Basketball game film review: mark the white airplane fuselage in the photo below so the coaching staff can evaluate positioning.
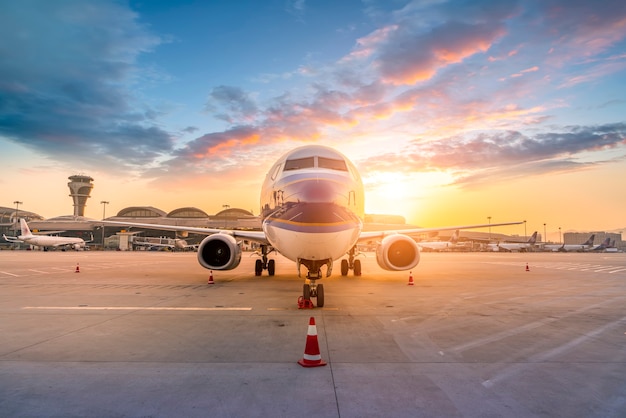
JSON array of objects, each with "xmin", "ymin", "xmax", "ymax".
[
  {"xmin": 259, "ymin": 146, "xmax": 364, "ymax": 273},
  {"xmin": 17, "ymin": 234, "xmax": 86, "ymax": 249}
]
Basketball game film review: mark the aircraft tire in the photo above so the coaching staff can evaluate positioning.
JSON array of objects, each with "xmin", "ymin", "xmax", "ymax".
[
  {"xmin": 268, "ymin": 259, "xmax": 275, "ymax": 276},
  {"xmin": 303, "ymin": 284, "xmax": 311, "ymax": 301},
  {"xmin": 254, "ymin": 259, "xmax": 263, "ymax": 276},
  {"xmin": 354, "ymin": 259, "xmax": 362, "ymax": 276},
  {"xmin": 341, "ymin": 259, "xmax": 349, "ymax": 276},
  {"xmin": 316, "ymin": 284, "xmax": 324, "ymax": 307}
]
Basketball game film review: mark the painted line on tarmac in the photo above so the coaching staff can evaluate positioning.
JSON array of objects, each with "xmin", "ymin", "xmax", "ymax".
[
  {"xmin": 22, "ymin": 306, "xmax": 252, "ymax": 311},
  {"xmin": 0, "ymin": 271, "xmax": 20, "ymax": 277}
]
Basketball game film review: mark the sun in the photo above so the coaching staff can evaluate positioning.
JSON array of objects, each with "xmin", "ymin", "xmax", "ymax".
[{"xmin": 363, "ymin": 170, "xmax": 454, "ymax": 221}]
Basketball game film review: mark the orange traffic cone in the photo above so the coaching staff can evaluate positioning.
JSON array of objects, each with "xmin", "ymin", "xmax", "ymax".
[
  {"xmin": 208, "ymin": 271, "xmax": 214, "ymax": 284},
  {"xmin": 75, "ymin": 263, "xmax": 80, "ymax": 273},
  {"xmin": 407, "ymin": 271, "xmax": 414, "ymax": 285},
  {"xmin": 525, "ymin": 263, "xmax": 529, "ymax": 272},
  {"xmin": 298, "ymin": 317, "xmax": 327, "ymax": 367}
]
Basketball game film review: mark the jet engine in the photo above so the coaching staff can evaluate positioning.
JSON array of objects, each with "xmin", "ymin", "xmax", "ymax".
[
  {"xmin": 376, "ymin": 234, "xmax": 420, "ymax": 271},
  {"xmin": 197, "ymin": 233, "xmax": 242, "ymax": 270}
]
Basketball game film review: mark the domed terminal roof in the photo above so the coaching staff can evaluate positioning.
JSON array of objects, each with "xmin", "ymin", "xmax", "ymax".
[
  {"xmin": 214, "ymin": 208, "xmax": 255, "ymax": 218},
  {"xmin": 116, "ymin": 206, "xmax": 167, "ymax": 218},
  {"xmin": 167, "ymin": 207, "xmax": 209, "ymax": 218}
]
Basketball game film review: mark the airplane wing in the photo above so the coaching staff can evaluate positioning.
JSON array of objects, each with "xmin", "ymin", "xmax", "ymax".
[
  {"xmin": 358, "ymin": 221, "xmax": 523, "ymax": 241},
  {"xmin": 94, "ymin": 221, "xmax": 270, "ymax": 245}
]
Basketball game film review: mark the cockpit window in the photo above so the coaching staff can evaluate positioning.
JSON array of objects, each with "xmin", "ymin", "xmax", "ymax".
[
  {"xmin": 284, "ymin": 157, "xmax": 315, "ymax": 171},
  {"xmin": 318, "ymin": 157, "xmax": 347, "ymax": 171}
]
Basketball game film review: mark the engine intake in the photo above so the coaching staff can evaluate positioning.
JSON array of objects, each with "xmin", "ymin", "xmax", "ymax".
[
  {"xmin": 376, "ymin": 234, "xmax": 420, "ymax": 271},
  {"xmin": 197, "ymin": 234, "xmax": 242, "ymax": 270}
]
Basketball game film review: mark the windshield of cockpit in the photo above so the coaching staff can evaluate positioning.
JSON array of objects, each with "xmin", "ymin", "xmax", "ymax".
[{"xmin": 283, "ymin": 156, "xmax": 347, "ymax": 172}]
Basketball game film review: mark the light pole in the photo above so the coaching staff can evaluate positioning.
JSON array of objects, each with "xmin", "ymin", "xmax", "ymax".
[
  {"xmin": 559, "ymin": 227, "xmax": 562, "ymax": 244},
  {"xmin": 222, "ymin": 204, "xmax": 230, "ymax": 228},
  {"xmin": 100, "ymin": 201, "xmax": 109, "ymax": 248},
  {"xmin": 487, "ymin": 216, "xmax": 491, "ymax": 241},
  {"xmin": 543, "ymin": 223, "xmax": 547, "ymax": 244},
  {"xmin": 524, "ymin": 220, "xmax": 527, "ymax": 241},
  {"xmin": 13, "ymin": 201, "xmax": 22, "ymax": 235}
]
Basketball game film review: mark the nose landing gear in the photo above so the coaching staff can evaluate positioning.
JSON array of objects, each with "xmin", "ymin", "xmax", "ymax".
[
  {"xmin": 303, "ymin": 282, "xmax": 324, "ymax": 308},
  {"xmin": 299, "ymin": 259, "xmax": 331, "ymax": 308}
]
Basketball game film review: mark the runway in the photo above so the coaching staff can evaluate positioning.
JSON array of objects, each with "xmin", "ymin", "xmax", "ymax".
[{"xmin": 1, "ymin": 250, "xmax": 625, "ymax": 417}]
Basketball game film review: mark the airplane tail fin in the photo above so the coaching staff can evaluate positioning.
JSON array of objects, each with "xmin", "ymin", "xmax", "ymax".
[
  {"xmin": 19, "ymin": 218, "xmax": 33, "ymax": 237},
  {"xmin": 528, "ymin": 231, "xmax": 538, "ymax": 244},
  {"xmin": 583, "ymin": 234, "xmax": 595, "ymax": 246},
  {"xmin": 449, "ymin": 230, "xmax": 459, "ymax": 244}
]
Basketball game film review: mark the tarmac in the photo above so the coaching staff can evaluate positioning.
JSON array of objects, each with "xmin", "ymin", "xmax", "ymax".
[{"xmin": 1, "ymin": 250, "xmax": 625, "ymax": 417}]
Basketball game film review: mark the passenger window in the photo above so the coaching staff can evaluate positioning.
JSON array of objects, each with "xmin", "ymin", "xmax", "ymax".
[
  {"xmin": 284, "ymin": 157, "xmax": 315, "ymax": 171},
  {"xmin": 318, "ymin": 157, "xmax": 347, "ymax": 171}
]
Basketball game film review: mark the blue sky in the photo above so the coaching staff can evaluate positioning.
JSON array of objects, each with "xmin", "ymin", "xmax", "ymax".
[{"xmin": 1, "ymin": 0, "xmax": 625, "ymax": 237}]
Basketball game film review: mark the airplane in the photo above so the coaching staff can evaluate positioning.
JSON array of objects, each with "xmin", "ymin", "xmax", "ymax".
[
  {"xmin": 3, "ymin": 218, "xmax": 89, "ymax": 250},
  {"xmin": 588, "ymin": 237, "xmax": 611, "ymax": 252},
  {"xmin": 488, "ymin": 231, "xmax": 537, "ymax": 252},
  {"xmin": 131, "ymin": 236, "xmax": 198, "ymax": 251},
  {"xmin": 604, "ymin": 240, "xmax": 619, "ymax": 253},
  {"xmin": 418, "ymin": 230, "xmax": 463, "ymax": 251},
  {"xmin": 544, "ymin": 234, "xmax": 595, "ymax": 252},
  {"xmin": 99, "ymin": 145, "xmax": 522, "ymax": 307}
]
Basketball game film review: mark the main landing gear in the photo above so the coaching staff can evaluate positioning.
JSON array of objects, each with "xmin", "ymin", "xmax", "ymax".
[
  {"xmin": 254, "ymin": 245, "xmax": 276, "ymax": 276},
  {"xmin": 340, "ymin": 245, "xmax": 362, "ymax": 276}
]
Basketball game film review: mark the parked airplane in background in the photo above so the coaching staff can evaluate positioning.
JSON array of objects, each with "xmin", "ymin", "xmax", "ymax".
[
  {"xmin": 3, "ymin": 219, "xmax": 89, "ymax": 250},
  {"xmin": 489, "ymin": 231, "xmax": 538, "ymax": 252},
  {"xmin": 589, "ymin": 237, "xmax": 611, "ymax": 252},
  {"xmin": 100, "ymin": 145, "xmax": 521, "ymax": 306},
  {"xmin": 131, "ymin": 236, "xmax": 198, "ymax": 251},
  {"xmin": 605, "ymin": 240, "xmax": 619, "ymax": 253},
  {"xmin": 544, "ymin": 234, "xmax": 595, "ymax": 252},
  {"xmin": 418, "ymin": 230, "xmax": 463, "ymax": 251}
]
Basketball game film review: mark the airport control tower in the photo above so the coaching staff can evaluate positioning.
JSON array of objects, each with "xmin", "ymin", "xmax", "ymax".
[{"xmin": 67, "ymin": 174, "xmax": 94, "ymax": 217}]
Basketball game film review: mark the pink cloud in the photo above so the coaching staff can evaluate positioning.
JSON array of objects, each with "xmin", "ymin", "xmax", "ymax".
[{"xmin": 375, "ymin": 21, "xmax": 507, "ymax": 85}]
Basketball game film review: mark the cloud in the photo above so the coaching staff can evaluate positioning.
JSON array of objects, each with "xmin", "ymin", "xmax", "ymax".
[
  {"xmin": 375, "ymin": 21, "xmax": 507, "ymax": 85},
  {"xmin": 285, "ymin": 0, "xmax": 307, "ymax": 21},
  {"xmin": 205, "ymin": 86, "xmax": 259, "ymax": 123},
  {"xmin": 0, "ymin": 0, "xmax": 172, "ymax": 171},
  {"xmin": 359, "ymin": 123, "xmax": 626, "ymax": 185}
]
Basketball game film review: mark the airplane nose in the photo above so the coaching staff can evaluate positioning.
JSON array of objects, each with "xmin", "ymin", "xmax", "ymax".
[{"xmin": 297, "ymin": 179, "xmax": 341, "ymax": 203}]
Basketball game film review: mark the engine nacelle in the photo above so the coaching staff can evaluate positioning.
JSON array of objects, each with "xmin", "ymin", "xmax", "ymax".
[
  {"xmin": 197, "ymin": 234, "xmax": 242, "ymax": 270},
  {"xmin": 376, "ymin": 234, "xmax": 421, "ymax": 271}
]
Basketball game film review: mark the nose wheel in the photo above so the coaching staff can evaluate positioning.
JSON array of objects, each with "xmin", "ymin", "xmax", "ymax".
[{"xmin": 303, "ymin": 282, "xmax": 324, "ymax": 307}]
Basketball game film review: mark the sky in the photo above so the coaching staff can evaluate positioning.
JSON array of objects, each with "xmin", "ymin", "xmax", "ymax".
[{"xmin": 1, "ymin": 0, "xmax": 625, "ymax": 240}]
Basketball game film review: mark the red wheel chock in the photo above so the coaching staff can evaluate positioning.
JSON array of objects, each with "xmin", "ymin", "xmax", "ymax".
[{"xmin": 297, "ymin": 296, "xmax": 315, "ymax": 309}]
